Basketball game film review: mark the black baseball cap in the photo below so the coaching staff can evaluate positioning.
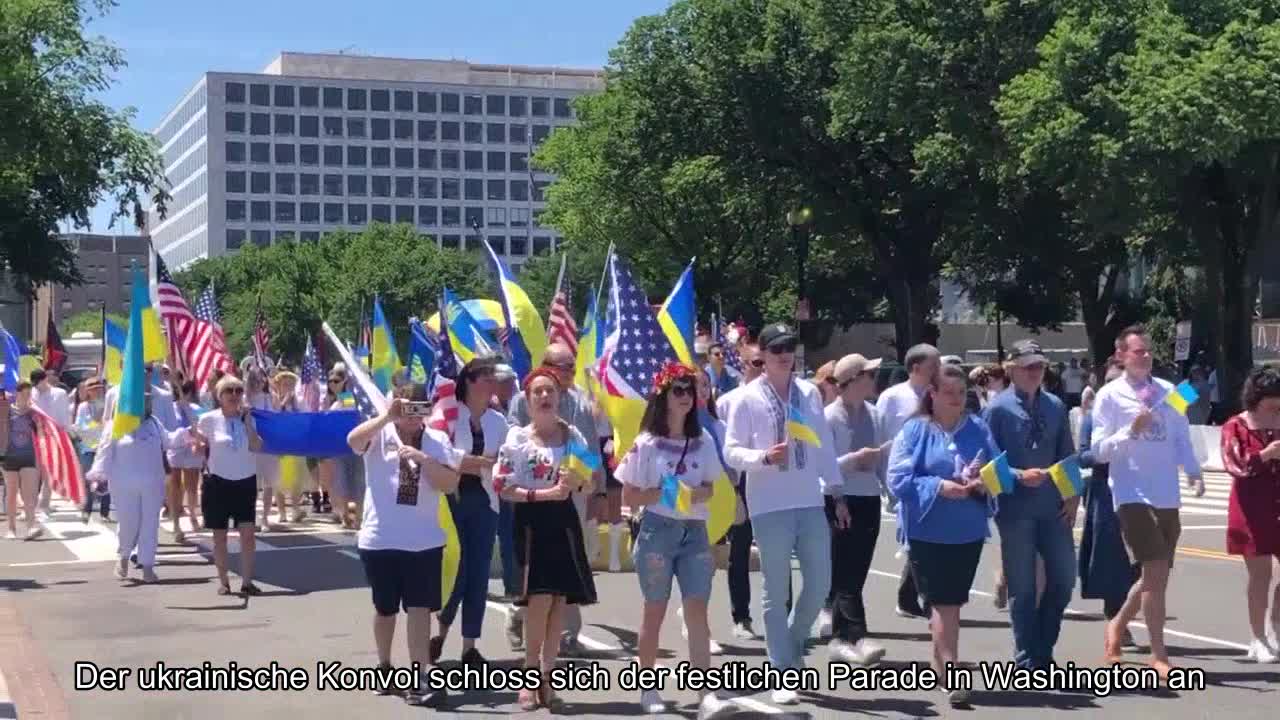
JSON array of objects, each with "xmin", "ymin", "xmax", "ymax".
[
  {"xmin": 1009, "ymin": 339, "xmax": 1048, "ymax": 367},
  {"xmin": 758, "ymin": 324, "xmax": 798, "ymax": 350}
]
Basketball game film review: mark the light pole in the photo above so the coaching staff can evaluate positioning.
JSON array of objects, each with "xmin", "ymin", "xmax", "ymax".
[{"xmin": 787, "ymin": 207, "xmax": 814, "ymax": 372}]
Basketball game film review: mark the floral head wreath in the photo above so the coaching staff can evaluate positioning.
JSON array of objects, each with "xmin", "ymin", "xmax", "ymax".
[{"xmin": 651, "ymin": 361, "xmax": 698, "ymax": 396}]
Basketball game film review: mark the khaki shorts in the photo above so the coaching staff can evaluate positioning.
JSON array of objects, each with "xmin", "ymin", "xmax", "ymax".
[{"xmin": 1116, "ymin": 504, "xmax": 1181, "ymax": 565}]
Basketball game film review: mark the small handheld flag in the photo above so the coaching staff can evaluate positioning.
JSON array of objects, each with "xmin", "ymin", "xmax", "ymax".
[
  {"xmin": 979, "ymin": 452, "xmax": 1016, "ymax": 495},
  {"xmin": 660, "ymin": 474, "xmax": 680, "ymax": 510},
  {"xmin": 675, "ymin": 481, "xmax": 694, "ymax": 516},
  {"xmin": 1048, "ymin": 455, "xmax": 1085, "ymax": 500},
  {"xmin": 1164, "ymin": 380, "xmax": 1199, "ymax": 415},
  {"xmin": 564, "ymin": 434, "xmax": 602, "ymax": 487},
  {"xmin": 786, "ymin": 405, "xmax": 822, "ymax": 447}
]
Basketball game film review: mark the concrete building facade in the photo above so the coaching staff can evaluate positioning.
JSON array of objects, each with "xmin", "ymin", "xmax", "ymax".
[
  {"xmin": 32, "ymin": 234, "xmax": 149, "ymax": 331},
  {"xmin": 148, "ymin": 52, "xmax": 604, "ymax": 272}
]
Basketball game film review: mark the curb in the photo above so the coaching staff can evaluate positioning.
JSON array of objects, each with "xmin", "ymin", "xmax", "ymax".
[{"xmin": 0, "ymin": 665, "xmax": 16, "ymax": 720}]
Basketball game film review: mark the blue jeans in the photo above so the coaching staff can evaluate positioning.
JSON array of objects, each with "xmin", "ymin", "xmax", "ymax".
[
  {"xmin": 79, "ymin": 450, "xmax": 109, "ymax": 517},
  {"xmin": 996, "ymin": 495, "xmax": 1077, "ymax": 668},
  {"xmin": 752, "ymin": 506, "xmax": 831, "ymax": 671},
  {"xmin": 632, "ymin": 512, "xmax": 714, "ymax": 603},
  {"xmin": 498, "ymin": 499, "xmax": 519, "ymax": 597},
  {"xmin": 439, "ymin": 485, "xmax": 498, "ymax": 639}
]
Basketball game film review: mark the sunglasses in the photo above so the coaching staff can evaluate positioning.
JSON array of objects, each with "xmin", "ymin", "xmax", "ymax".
[
  {"xmin": 224, "ymin": 388, "xmax": 245, "ymax": 396},
  {"xmin": 669, "ymin": 382, "xmax": 695, "ymax": 398},
  {"xmin": 328, "ymin": 377, "xmax": 345, "ymax": 384},
  {"xmin": 837, "ymin": 371, "xmax": 874, "ymax": 390}
]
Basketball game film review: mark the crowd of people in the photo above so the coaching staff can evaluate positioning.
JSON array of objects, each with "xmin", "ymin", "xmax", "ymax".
[{"xmin": 4, "ymin": 322, "xmax": 1280, "ymax": 716}]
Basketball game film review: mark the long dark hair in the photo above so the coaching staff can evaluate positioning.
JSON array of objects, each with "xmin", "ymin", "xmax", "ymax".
[
  {"xmin": 639, "ymin": 381, "xmax": 701, "ymax": 439},
  {"xmin": 918, "ymin": 364, "xmax": 969, "ymax": 417}
]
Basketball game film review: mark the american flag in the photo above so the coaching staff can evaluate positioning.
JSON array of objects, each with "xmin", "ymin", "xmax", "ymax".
[
  {"xmin": 547, "ymin": 255, "xmax": 578, "ymax": 355},
  {"xmin": 155, "ymin": 256, "xmax": 234, "ymax": 387},
  {"xmin": 252, "ymin": 298, "xmax": 271, "ymax": 370},
  {"xmin": 427, "ymin": 294, "xmax": 460, "ymax": 438},
  {"xmin": 600, "ymin": 254, "xmax": 676, "ymax": 399},
  {"xmin": 713, "ymin": 315, "xmax": 745, "ymax": 374},
  {"xmin": 298, "ymin": 335, "xmax": 324, "ymax": 411},
  {"xmin": 31, "ymin": 404, "xmax": 83, "ymax": 505}
]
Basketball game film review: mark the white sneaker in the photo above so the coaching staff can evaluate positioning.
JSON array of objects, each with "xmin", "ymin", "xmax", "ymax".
[
  {"xmin": 5, "ymin": 529, "xmax": 17, "ymax": 541},
  {"xmin": 813, "ymin": 609, "xmax": 833, "ymax": 639},
  {"xmin": 639, "ymin": 689, "xmax": 667, "ymax": 714},
  {"xmin": 708, "ymin": 638, "xmax": 724, "ymax": 656},
  {"xmin": 697, "ymin": 691, "xmax": 738, "ymax": 719},
  {"xmin": 947, "ymin": 687, "xmax": 971, "ymax": 706},
  {"xmin": 24, "ymin": 525, "xmax": 43, "ymax": 541},
  {"xmin": 771, "ymin": 689, "xmax": 798, "ymax": 705},
  {"xmin": 1268, "ymin": 619, "xmax": 1279, "ymax": 651},
  {"xmin": 677, "ymin": 609, "xmax": 725, "ymax": 655},
  {"xmin": 829, "ymin": 638, "xmax": 886, "ymax": 666},
  {"xmin": 1249, "ymin": 638, "xmax": 1278, "ymax": 664},
  {"xmin": 142, "ymin": 567, "xmax": 160, "ymax": 584},
  {"xmin": 731, "ymin": 622, "xmax": 758, "ymax": 640}
]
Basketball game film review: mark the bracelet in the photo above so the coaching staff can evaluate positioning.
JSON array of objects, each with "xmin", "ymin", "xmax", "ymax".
[{"xmin": 527, "ymin": 488, "xmax": 535, "ymax": 503}]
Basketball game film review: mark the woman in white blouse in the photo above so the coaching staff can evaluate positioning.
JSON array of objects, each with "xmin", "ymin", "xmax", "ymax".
[
  {"xmin": 616, "ymin": 362, "xmax": 732, "ymax": 719},
  {"xmin": 193, "ymin": 375, "xmax": 264, "ymax": 596}
]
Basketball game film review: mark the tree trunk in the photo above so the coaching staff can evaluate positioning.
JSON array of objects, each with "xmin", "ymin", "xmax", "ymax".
[
  {"xmin": 1075, "ymin": 261, "xmax": 1129, "ymax": 374},
  {"xmin": 889, "ymin": 265, "xmax": 935, "ymax": 360}
]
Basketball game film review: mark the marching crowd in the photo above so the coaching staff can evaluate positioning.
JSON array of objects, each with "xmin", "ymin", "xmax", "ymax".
[{"xmin": 6, "ymin": 322, "xmax": 1280, "ymax": 717}]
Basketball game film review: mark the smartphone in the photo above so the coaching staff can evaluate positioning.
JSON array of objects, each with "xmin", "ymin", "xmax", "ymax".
[{"xmin": 403, "ymin": 401, "xmax": 433, "ymax": 417}]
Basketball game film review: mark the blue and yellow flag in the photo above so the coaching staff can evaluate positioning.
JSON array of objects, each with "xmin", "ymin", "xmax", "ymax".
[
  {"xmin": 103, "ymin": 315, "xmax": 126, "ymax": 386},
  {"xmin": 574, "ymin": 292, "xmax": 599, "ymax": 395},
  {"xmin": 138, "ymin": 265, "xmax": 167, "ymax": 363},
  {"xmin": 980, "ymin": 452, "xmax": 1016, "ymax": 495},
  {"xmin": 442, "ymin": 287, "xmax": 498, "ymax": 366},
  {"xmin": 786, "ymin": 405, "xmax": 822, "ymax": 447},
  {"xmin": 480, "ymin": 240, "xmax": 545, "ymax": 379},
  {"xmin": 370, "ymin": 297, "xmax": 400, "ymax": 393},
  {"xmin": 1165, "ymin": 380, "xmax": 1199, "ymax": 415},
  {"xmin": 657, "ymin": 260, "xmax": 697, "ymax": 367},
  {"xmin": 406, "ymin": 318, "xmax": 436, "ymax": 384},
  {"xmin": 564, "ymin": 434, "xmax": 602, "ymax": 488},
  {"xmin": 112, "ymin": 266, "xmax": 150, "ymax": 439},
  {"xmin": 1049, "ymin": 455, "xmax": 1085, "ymax": 500}
]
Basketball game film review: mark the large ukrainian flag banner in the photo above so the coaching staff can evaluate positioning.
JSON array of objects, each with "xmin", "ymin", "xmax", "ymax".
[
  {"xmin": 480, "ymin": 239, "xmax": 546, "ymax": 379},
  {"xmin": 112, "ymin": 266, "xmax": 150, "ymax": 439},
  {"xmin": 370, "ymin": 296, "xmax": 401, "ymax": 393},
  {"xmin": 657, "ymin": 260, "xmax": 697, "ymax": 367},
  {"xmin": 103, "ymin": 315, "xmax": 126, "ymax": 386}
]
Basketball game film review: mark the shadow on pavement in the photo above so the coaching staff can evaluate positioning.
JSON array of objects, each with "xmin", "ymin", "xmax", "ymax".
[
  {"xmin": 801, "ymin": 690, "xmax": 939, "ymax": 716},
  {"xmin": 959, "ymin": 619, "xmax": 1010, "ymax": 629},
  {"xmin": 593, "ymin": 623, "xmax": 677, "ymax": 659},
  {"xmin": 0, "ymin": 578, "xmax": 47, "ymax": 592},
  {"xmin": 1203, "ymin": 669, "xmax": 1280, "ymax": 688},
  {"xmin": 974, "ymin": 689, "xmax": 1100, "ymax": 709}
]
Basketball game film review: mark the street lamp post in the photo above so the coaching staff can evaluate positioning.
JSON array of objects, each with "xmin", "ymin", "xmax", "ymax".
[{"xmin": 787, "ymin": 207, "xmax": 814, "ymax": 372}]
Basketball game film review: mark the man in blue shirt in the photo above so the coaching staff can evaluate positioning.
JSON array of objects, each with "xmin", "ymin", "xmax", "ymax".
[{"xmin": 983, "ymin": 340, "xmax": 1078, "ymax": 670}]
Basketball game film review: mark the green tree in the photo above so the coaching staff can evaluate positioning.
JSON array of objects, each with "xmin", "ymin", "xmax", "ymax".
[
  {"xmin": 60, "ymin": 309, "xmax": 125, "ymax": 337},
  {"xmin": 0, "ymin": 0, "xmax": 169, "ymax": 294}
]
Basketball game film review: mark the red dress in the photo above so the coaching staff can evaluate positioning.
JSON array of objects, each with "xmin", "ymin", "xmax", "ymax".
[{"xmin": 1222, "ymin": 415, "xmax": 1280, "ymax": 555}]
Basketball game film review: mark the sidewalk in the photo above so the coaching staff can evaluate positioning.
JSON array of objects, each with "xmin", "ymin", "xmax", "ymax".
[{"xmin": 0, "ymin": 664, "xmax": 14, "ymax": 720}]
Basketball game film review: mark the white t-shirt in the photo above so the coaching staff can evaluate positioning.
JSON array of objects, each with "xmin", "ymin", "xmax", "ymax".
[
  {"xmin": 616, "ymin": 430, "xmax": 720, "ymax": 521},
  {"xmin": 197, "ymin": 411, "xmax": 257, "ymax": 481},
  {"xmin": 875, "ymin": 380, "xmax": 926, "ymax": 444},
  {"xmin": 357, "ymin": 425, "xmax": 463, "ymax": 552},
  {"xmin": 33, "ymin": 385, "xmax": 71, "ymax": 428}
]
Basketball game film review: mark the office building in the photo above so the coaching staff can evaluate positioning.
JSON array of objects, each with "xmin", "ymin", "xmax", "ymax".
[
  {"xmin": 32, "ymin": 233, "xmax": 150, "ymax": 329},
  {"xmin": 148, "ymin": 52, "xmax": 604, "ymax": 271}
]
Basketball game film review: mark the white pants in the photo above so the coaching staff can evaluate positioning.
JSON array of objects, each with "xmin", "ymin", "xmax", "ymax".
[{"xmin": 114, "ymin": 481, "xmax": 165, "ymax": 568}]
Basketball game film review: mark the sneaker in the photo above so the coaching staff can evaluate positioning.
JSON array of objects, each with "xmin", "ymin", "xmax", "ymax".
[
  {"xmin": 639, "ymin": 689, "xmax": 667, "ymax": 714},
  {"xmin": 173, "ymin": 530, "xmax": 185, "ymax": 544},
  {"xmin": 947, "ymin": 687, "xmax": 971, "ymax": 706},
  {"xmin": 895, "ymin": 605, "xmax": 924, "ymax": 619},
  {"xmin": 829, "ymin": 639, "xmax": 886, "ymax": 666},
  {"xmin": 291, "ymin": 508, "xmax": 308, "ymax": 523},
  {"xmin": 114, "ymin": 558, "xmax": 128, "ymax": 580},
  {"xmin": 771, "ymin": 689, "xmax": 798, "ymax": 705},
  {"xmin": 1268, "ymin": 618, "xmax": 1279, "ymax": 651},
  {"xmin": 372, "ymin": 663, "xmax": 399, "ymax": 696},
  {"xmin": 460, "ymin": 646, "xmax": 486, "ymax": 668},
  {"xmin": 142, "ymin": 567, "xmax": 159, "ymax": 583},
  {"xmin": 731, "ymin": 621, "xmax": 758, "ymax": 641},
  {"xmin": 5, "ymin": 529, "xmax": 17, "ymax": 541},
  {"xmin": 697, "ymin": 691, "xmax": 738, "ymax": 719},
  {"xmin": 405, "ymin": 686, "xmax": 448, "ymax": 708},
  {"xmin": 560, "ymin": 634, "xmax": 582, "ymax": 657},
  {"xmin": 708, "ymin": 638, "xmax": 724, "ymax": 656},
  {"xmin": 505, "ymin": 610, "xmax": 524, "ymax": 650},
  {"xmin": 1249, "ymin": 638, "xmax": 1279, "ymax": 664},
  {"xmin": 24, "ymin": 525, "xmax": 43, "ymax": 541},
  {"xmin": 813, "ymin": 609, "xmax": 833, "ymax": 639},
  {"xmin": 81, "ymin": 511, "xmax": 90, "ymax": 524}
]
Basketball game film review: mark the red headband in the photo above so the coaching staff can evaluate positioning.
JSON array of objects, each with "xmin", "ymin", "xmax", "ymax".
[
  {"xmin": 651, "ymin": 361, "xmax": 697, "ymax": 396},
  {"xmin": 523, "ymin": 367, "xmax": 563, "ymax": 399}
]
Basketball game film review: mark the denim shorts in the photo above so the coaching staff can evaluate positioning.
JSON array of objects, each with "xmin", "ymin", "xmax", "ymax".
[{"xmin": 632, "ymin": 511, "xmax": 715, "ymax": 603}]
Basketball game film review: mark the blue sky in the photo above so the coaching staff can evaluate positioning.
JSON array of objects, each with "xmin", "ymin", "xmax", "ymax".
[{"xmin": 83, "ymin": 0, "xmax": 670, "ymax": 231}]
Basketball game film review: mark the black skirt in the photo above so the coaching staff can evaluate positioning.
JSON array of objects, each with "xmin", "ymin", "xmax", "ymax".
[
  {"xmin": 513, "ymin": 495, "xmax": 597, "ymax": 606},
  {"xmin": 907, "ymin": 540, "xmax": 983, "ymax": 607}
]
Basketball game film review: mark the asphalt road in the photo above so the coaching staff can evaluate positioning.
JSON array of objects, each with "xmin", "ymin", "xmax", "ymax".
[{"xmin": 1, "ymin": 472, "xmax": 1273, "ymax": 720}]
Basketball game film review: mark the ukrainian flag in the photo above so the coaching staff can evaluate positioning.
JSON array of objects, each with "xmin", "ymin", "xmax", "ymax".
[
  {"xmin": 564, "ymin": 434, "xmax": 602, "ymax": 488},
  {"xmin": 137, "ymin": 265, "xmax": 167, "ymax": 363},
  {"xmin": 657, "ymin": 261, "xmax": 697, "ymax": 367},
  {"xmin": 112, "ymin": 267, "xmax": 149, "ymax": 439},
  {"xmin": 786, "ymin": 405, "xmax": 823, "ymax": 447},
  {"xmin": 574, "ymin": 293, "xmax": 599, "ymax": 395},
  {"xmin": 1049, "ymin": 455, "xmax": 1085, "ymax": 500},
  {"xmin": 103, "ymin": 315, "xmax": 126, "ymax": 386},
  {"xmin": 370, "ymin": 297, "xmax": 400, "ymax": 393},
  {"xmin": 980, "ymin": 452, "xmax": 1016, "ymax": 495},
  {"xmin": 1165, "ymin": 380, "xmax": 1199, "ymax": 415},
  {"xmin": 443, "ymin": 287, "xmax": 498, "ymax": 365},
  {"xmin": 480, "ymin": 240, "xmax": 546, "ymax": 380}
]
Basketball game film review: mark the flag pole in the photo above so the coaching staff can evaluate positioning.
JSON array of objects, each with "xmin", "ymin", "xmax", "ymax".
[
  {"xmin": 99, "ymin": 305, "xmax": 107, "ymax": 380},
  {"xmin": 591, "ymin": 242, "xmax": 614, "ymax": 325},
  {"xmin": 551, "ymin": 251, "xmax": 568, "ymax": 316}
]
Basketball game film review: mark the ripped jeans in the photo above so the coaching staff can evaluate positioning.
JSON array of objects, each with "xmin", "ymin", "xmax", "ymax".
[{"xmin": 632, "ymin": 511, "xmax": 715, "ymax": 603}]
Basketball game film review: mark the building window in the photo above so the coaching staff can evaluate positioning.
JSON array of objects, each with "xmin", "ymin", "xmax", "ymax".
[
  {"xmin": 276, "ymin": 201, "xmax": 296, "ymax": 223},
  {"xmin": 226, "ymin": 228, "xmax": 246, "ymax": 248},
  {"xmin": 323, "ymin": 116, "xmax": 343, "ymax": 137},
  {"xmin": 347, "ymin": 145, "xmax": 367, "ymax": 167},
  {"xmin": 371, "ymin": 204, "xmax": 391, "ymax": 223},
  {"xmin": 509, "ymin": 124, "xmax": 528, "ymax": 144},
  {"xmin": 323, "ymin": 174, "xmax": 343, "ymax": 196},
  {"xmin": 510, "ymin": 152, "xmax": 528, "ymax": 172},
  {"xmin": 299, "ymin": 173, "xmax": 320, "ymax": 195},
  {"xmin": 300, "ymin": 115, "xmax": 319, "ymax": 137},
  {"xmin": 510, "ymin": 179, "xmax": 529, "ymax": 201},
  {"xmin": 251, "ymin": 229, "xmax": 271, "ymax": 246},
  {"xmin": 324, "ymin": 203, "xmax": 343, "ymax": 223},
  {"xmin": 275, "ymin": 144, "xmax": 295, "ymax": 165},
  {"xmin": 487, "ymin": 123, "xmax": 505, "ymax": 143},
  {"xmin": 299, "ymin": 86, "xmax": 319, "ymax": 107},
  {"xmin": 395, "ymin": 205, "xmax": 414, "ymax": 223},
  {"xmin": 300, "ymin": 231, "xmax": 320, "ymax": 242},
  {"xmin": 394, "ymin": 90, "xmax": 414, "ymax": 112},
  {"xmin": 417, "ymin": 177, "xmax": 437, "ymax": 199},
  {"xmin": 465, "ymin": 206, "xmax": 484, "ymax": 228},
  {"xmin": 553, "ymin": 98, "xmax": 572, "ymax": 118},
  {"xmin": 347, "ymin": 88, "xmax": 366, "ymax": 111},
  {"xmin": 441, "ymin": 121, "xmax": 459, "ymax": 142},
  {"xmin": 417, "ymin": 148, "xmax": 436, "ymax": 169},
  {"xmin": 532, "ymin": 124, "xmax": 551, "ymax": 144},
  {"xmin": 441, "ymin": 178, "xmax": 459, "ymax": 199},
  {"xmin": 418, "ymin": 205, "xmax": 437, "ymax": 226},
  {"xmin": 323, "ymin": 145, "xmax": 343, "ymax": 167},
  {"xmin": 533, "ymin": 180, "xmax": 548, "ymax": 202},
  {"xmin": 464, "ymin": 151, "xmax": 483, "ymax": 171},
  {"xmin": 274, "ymin": 85, "xmax": 295, "ymax": 107},
  {"xmin": 487, "ymin": 151, "xmax": 506, "ymax": 171},
  {"xmin": 250, "ymin": 172, "xmax": 270, "ymax": 194},
  {"xmin": 417, "ymin": 91, "xmax": 437, "ymax": 113},
  {"xmin": 372, "ymin": 175, "xmax": 391, "ymax": 198},
  {"xmin": 274, "ymin": 114, "xmax": 295, "ymax": 136},
  {"xmin": 275, "ymin": 173, "xmax": 296, "ymax": 195},
  {"xmin": 462, "ymin": 94, "xmax": 482, "ymax": 115},
  {"xmin": 226, "ymin": 82, "xmax": 246, "ymax": 104},
  {"xmin": 510, "ymin": 207, "xmax": 529, "ymax": 227},
  {"xmin": 531, "ymin": 97, "xmax": 549, "ymax": 117},
  {"xmin": 250, "ymin": 83, "xmax": 270, "ymax": 106},
  {"xmin": 300, "ymin": 202, "xmax": 320, "ymax": 223},
  {"xmin": 488, "ymin": 235, "xmax": 508, "ymax": 254},
  {"xmin": 487, "ymin": 179, "xmax": 506, "ymax": 200},
  {"xmin": 299, "ymin": 144, "xmax": 319, "ymax": 166},
  {"xmin": 442, "ymin": 234, "xmax": 460, "ymax": 249},
  {"xmin": 464, "ymin": 122, "xmax": 482, "ymax": 143},
  {"xmin": 323, "ymin": 87, "xmax": 343, "ymax": 109},
  {"xmin": 442, "ymin": 206, "xmax": 460, "ymax": 227},
  {"xmin": 372, "ymin": 118, "xmax": 390, "ymax": 141},
  {"xmin": 250, "ymin": 200, "xmax": 270, "ymax": 222},
  {"xmin": 441, "ymin": 150, "xmax": 459, "ymax": 170},
  {"xmin": 250, "ymin": 142, "xmax": 270, "ymax": 163},
  {"xmin": 347, "ymin": 175, "xmax": 367, "ymax": 196},
  {"xmin": 226, "ymin": 111, "xmax": 246, "ymax": 133},
  {"xmin": 371, "ymin": 89, "xmax": 390, "ymax": 112},
  {"xmin": 394, "ymin": 148, "xmax": 414, "ymax": 168},
  {"xmin": 394, "ymin": 119, "xmax": 413, "ymax": 140},
  {"xmin": 226, "ymin": 200, "xmax": 246, "ymax": 221},
  {"xmin": 417, "ymin": 120, "xmax": 437, "ymax": 142},
  {"xmin": 486, "ymin": 94, "xmax": 506, "ymax": 116},
  {"xmin": 486, "ymin": 207, "xmax": 506, "ymax": 226},
  {"xmin": 510, "ymin": 96, "xmax": 527, "ymax": 117},
  {"xmin": 534, "ymin": 236, "xmax": 553, "ymax": 255},
  {"xmin": 250, "ymin": 112, "xmax": 270, "ymax": 135},
  {"xmin": 394, "ymin": 176, "xmax": 414, "ymax": 198},
  {"xmin": 347, "ymin": 117, "xmax": 366, "ymax": 138},
  {"xmin": 226, "ymin": 171, "xmax": 246, "ymax": 193},
  {"xmin": 464, "ymin": 178, "xmax": 483, "ymax": 200},
  {"xmin": 509, "ymin": 236, "xmax": 528, "ymax": 256},
  {"xmin": 371, "ymin": 147, "xmax": 390, "ymax": 168},
  {"xmin": 348, "ymin": 204, "xmax": 368, "ymax": 225},
  {"xmin": 441, "ymin": 92, "xmax": 459, "ymax": 113},
  {"xmin": 275, "ymin": 231, "xmax": 295, "ymax": 243}
]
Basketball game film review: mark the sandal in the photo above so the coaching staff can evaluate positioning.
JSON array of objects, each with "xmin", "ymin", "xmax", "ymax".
[
  {"xmin": 539, "ymin": 684, "xmax": 563, "ymax": 711},
  {"xmin": 518, "ymin": 688, "xmax": 540, "ymax": 711},
  {"xmin": 217, "ymin": 583, "xmax": 232, "ymax": 596},
  {"xmin": 240, "ymin": 582, "xmax": 262, "ymax": 596}
]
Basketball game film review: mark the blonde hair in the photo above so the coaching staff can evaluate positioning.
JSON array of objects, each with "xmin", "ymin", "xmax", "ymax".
[{"xmin": 215, "ymin": 375, "xmax": 245, "ymax": 397}]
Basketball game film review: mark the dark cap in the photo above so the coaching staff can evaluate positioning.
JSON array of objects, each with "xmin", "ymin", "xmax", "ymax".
[
  {"xmin": 1008, "ymin": 339, "xmax": 1048, "ymax": 367},
  {"xmin": 758, "ymin": 323, "xmax": 798, "ymax": 350}
]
